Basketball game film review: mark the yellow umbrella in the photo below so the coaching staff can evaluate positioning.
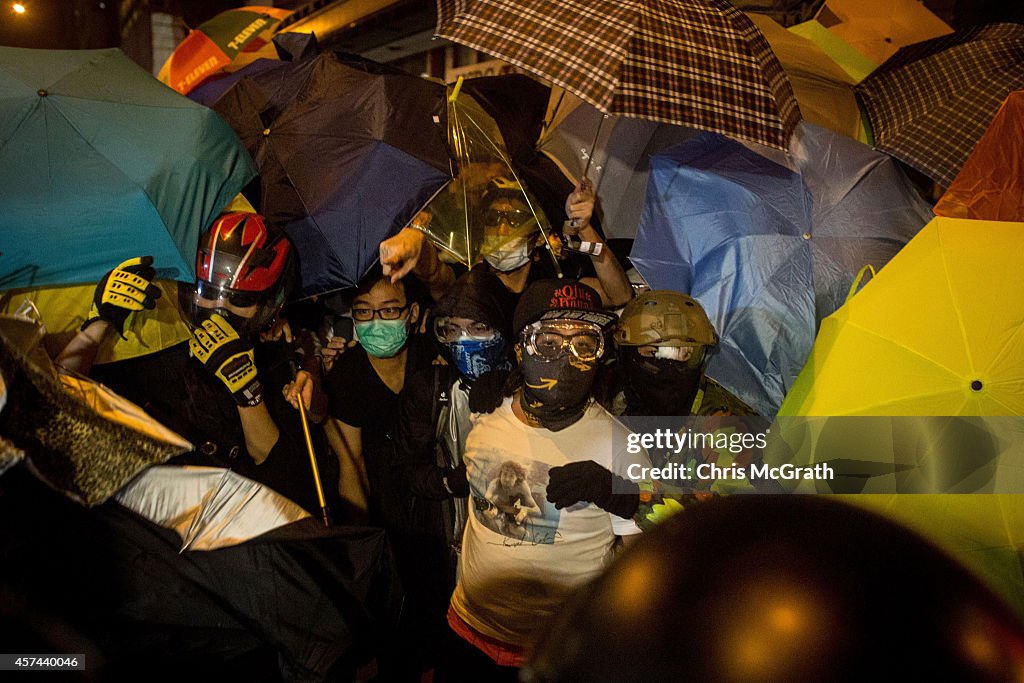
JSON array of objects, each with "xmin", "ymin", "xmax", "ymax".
[
  {"xmin": 808, "ymin": 0, "xmax": 953, "ymax": 65},
  {"xmin": 789, "ymin": 19, "xmax": 879, "ymax": 83},
  {"xmin": 0, "ymin": 281, "xmax": 190, "ymax": 365},
  {"xmin": 832, "ymin": 493, "xmax": 1024, "ymax": 618},
  {"xmin": 781, "ymin": 216, "xmax": 1024, "ymax": 416},
  {"xmin": 772, "ymin": 215, "xmax": 1024, "ymax": 617},
  {"xmin": 747, "ymin": 13, "xmax": 867, "ymax": 143}
]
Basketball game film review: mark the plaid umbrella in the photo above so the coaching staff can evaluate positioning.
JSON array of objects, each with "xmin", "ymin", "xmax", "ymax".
[
  {"xmin": 855, "ymin": 23, "xmax": 1024, "ymax": 187},
  {"xmin": 435, "ymin": 0, "xmax": 802, "ymax": 151}
]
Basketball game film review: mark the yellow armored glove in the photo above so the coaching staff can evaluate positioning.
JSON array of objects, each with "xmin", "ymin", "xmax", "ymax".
[
  {"xmin": 82, "ymin": 256, "xmax": 161, "ymax": 337},
  {"xmin": 189, "ymin": 313, "xmax": 263, "ymax": 406}
]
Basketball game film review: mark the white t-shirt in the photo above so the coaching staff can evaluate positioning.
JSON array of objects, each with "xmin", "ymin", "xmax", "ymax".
[{"xmin": 450, "ymin": 398, "xmax": 646, "ymax": 645}]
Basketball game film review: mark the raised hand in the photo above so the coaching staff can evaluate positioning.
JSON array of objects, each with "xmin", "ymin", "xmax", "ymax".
[{"xmin": 82, "ymin": 256, "xmax": 161, "ymax": 336}]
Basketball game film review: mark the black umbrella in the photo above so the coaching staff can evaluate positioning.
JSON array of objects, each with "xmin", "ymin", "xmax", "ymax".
[{"xmin": 212, "ymin": 51, "xmax": 453, "ymax": 296}]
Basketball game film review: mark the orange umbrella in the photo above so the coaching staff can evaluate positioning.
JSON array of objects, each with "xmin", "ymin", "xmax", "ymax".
[
  {"xmin": 934, "ymin": 91, "xmax": 1024, "ymax": 221},
  {"xmin": 157, "ymin": 6, "xmax": 291, "ymax": 95}
]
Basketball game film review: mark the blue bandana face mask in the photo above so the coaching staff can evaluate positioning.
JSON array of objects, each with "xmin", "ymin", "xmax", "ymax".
[
  {"xmin": 355, "ymin": 318, "xmax": 409, "ymax": 358},
  {"xmin": 447, "ymin": 332, "xmax": 509, "ymax": 381}
]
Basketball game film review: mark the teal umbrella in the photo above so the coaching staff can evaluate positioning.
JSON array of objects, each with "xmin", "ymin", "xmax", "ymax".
[{"xmin": 0, "ymin": 47, "xmax": 256, "ymax": 289}]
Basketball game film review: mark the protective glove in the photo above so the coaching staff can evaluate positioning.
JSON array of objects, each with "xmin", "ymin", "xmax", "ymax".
[
  {"xmin": 189, "ymin": 313, "xmax": 263, "ymax": 406},
  {"xmin": 468, "ymin": 368, "xmax": 511, "ymax": 414},
  {"xmin": 442, "ymin": 463, "xmax": 470, "ymax": 497},
  {"xmin": 547, "ymin": 460, "xmax": 640, "ymax": 520},
  {"xmin": 82, "ymin": 256, "xmax": 161, "ymax": 337}
]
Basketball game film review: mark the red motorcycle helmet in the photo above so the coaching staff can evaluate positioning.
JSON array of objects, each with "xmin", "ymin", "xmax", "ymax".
[{"xmin": 183, "ymin": 212, "xmax": 295, "ymax": 336}]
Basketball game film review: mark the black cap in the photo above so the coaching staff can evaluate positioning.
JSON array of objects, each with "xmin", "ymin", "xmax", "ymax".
[{"xmin": 513, "ymin": 279, "xmax": 617, "ymax": 334}]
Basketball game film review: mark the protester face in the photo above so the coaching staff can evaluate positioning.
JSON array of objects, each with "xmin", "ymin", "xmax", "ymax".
[
  {"xmin": 519, "ymin": 319, "xmax": 604, "ymax": 430},
  {"xmin": 434, "ymin": 315, "xmax": 509, "ymax": 381},
  {"xmin": 623, "ymin": 345, "xmax": 706, "ymax": 416},
  {"xmin": 482, "ymin": 197, "xmax": 536, "ymax": 272},
  {"xmin": 351, "ymin": 279, "xmax": 418, "ymax": 358}
]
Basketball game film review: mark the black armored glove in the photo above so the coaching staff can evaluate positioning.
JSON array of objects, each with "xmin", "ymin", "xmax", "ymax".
[
  {"xmin": 468, "ymin": 368, "xmax": 511, "ymax": 414},
  {"xmin": 82, "ymin": 256, "xmax": 161, "ymax": 337},
  {"xmin": 547, "ymin": 460, "xmax": 640, "ymax": 520},
  {"xmin": 443, "ymin": 463, "xmax": 470, "ymax": 497},
  {"xmin": 189, "ymin": 313, "xmax": 263, "ymax": 407}
]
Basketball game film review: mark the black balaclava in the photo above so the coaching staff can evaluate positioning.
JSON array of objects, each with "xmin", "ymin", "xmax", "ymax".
[
  {"xmin": 622, "ymin": 349, "xmax": 704, "ymax": 416},
  {"xmin": 520, "ymin": 347, "xmax": 597, "ymax": 431}
]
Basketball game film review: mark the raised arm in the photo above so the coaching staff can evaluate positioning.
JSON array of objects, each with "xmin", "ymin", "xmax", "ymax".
[{"xmin": 565, "ymin": 180, "xmax": 633, "ymax": 308}]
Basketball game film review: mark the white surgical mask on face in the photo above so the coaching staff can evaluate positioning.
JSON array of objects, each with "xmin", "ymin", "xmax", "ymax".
[{"xmin": 483, "ymin": 236, "xmax": 531, "ymax": 272}]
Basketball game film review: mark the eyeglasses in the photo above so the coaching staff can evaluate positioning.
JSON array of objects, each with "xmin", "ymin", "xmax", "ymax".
[
  {"xmin": 523, "ymin": 322, "xmax": 604, "ymax": 362},
  {"xmin": 194, "ymin": 280, "xmax": 262, "ymax": 308},
  {"xmin": 351, "ymin": 305, "xmax": 409, "ymax": 322},
  {"xmin": 434, "ymin": 317, "xmax": 494, "ymax": 343},
  {"xmin": 483, "ymin": 208, "xmax": 532, "ymax": 229}
]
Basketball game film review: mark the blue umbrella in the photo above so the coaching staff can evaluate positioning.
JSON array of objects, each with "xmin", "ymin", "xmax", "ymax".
[
  {"xmin": 631, "ymin": 125, "xmax": 930, "ymax": 416},
  {"xmin": 211, "ymin": 51, "xmax": 453, "ymax": 297},
  {"xmin": 0, "ymin": 47, "xmax": 256, "ymax": 289}
]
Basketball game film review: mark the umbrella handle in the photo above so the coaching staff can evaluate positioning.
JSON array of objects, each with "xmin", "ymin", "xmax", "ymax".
[
  {"xmin": 845, "ymin": 264, "xmax": 877, "ymax": 304},
  {"xmin": 297, "ymin": 397, "xmax": 332, "ymax": 526}
]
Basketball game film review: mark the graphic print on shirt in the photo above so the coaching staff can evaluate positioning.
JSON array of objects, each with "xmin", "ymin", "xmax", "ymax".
[{"xmin": 470, "ymin": 453, "xmax": 562, "ymax": 544}]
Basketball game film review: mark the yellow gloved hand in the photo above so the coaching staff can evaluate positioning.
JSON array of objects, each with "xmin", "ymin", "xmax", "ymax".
[
  {"xmin": 82, "ymin": 256, "xmax": 161, "ymax": 337},
  {"xmin": 189, "ymin": 313, "xmax": 263, "ymax": 406}
]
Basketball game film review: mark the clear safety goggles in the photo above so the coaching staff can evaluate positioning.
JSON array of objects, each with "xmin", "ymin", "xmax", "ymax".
[
  {"xmin": 434, "ymin": 317, "xmax": 495, "ymax": 343},
  {"xmin": 523, "ymin": 321, "xmax": 605, "ymax": 362}
]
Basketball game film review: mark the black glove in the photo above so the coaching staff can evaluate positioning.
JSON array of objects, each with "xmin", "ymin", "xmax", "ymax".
[
  {"xmin": 469, "ymin": 368, "xmax": 511, "ymax": 414},
  {"xmin": 189, "ymin": 314, "xmax": 263, "ymax": 406},
  {"xmin": 443, "ymin": 463, "xmax": 469, "ymax": 497},
  {"xmin": 547, "ymin": 460, "xmax": 640, "ymax": 520},
  {"xmin": 82, "ymin": 256, "xmax": 161, "ymax": 336}
]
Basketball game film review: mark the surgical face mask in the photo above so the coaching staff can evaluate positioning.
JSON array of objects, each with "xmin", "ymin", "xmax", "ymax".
[
  {"xmin": 355, "ymin": 318, "xmax": 409, "ymax": 358},
  {"xmin": 483, "ymin": 235, "xmax": 532, "ymax": 272},
  {"xmin": 447, "ymin": 333, "xmax": 510, "ymax": 381}
]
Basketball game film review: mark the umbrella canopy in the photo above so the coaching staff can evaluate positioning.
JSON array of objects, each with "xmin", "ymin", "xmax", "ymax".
[
  {"xmin": 631, "ymin": 126, "xmax": 930, "ymax": 415},
  {"xmin": 809, "ymin": 0, "xmax": 952, "ymax": 64},
  {"xmin": 538, "ymin": 90, "xmax": 698, "ymax": 239},
  {"xmin": 780, "ymin": 216, "xmax": 1024, "ymax": 416},
  {"xmin": 747, "ymin": 13, "xmax": 867, "ymax": 142},
  {"xmin": 435, "ymin": 0, "xmax": 802, "ymax": 151},
  {"xmin": 419, "ymin": 84, "xmax": 554, "ymax": 268},
  {"xmin": 457, "ymin": 75, "xmax": 582, "ymax": 237},
  {"xmin": 855, "ymin": 23, "xmax": 1024, "ymax": 187},
  {"xmin": 157, "ymin": 5, "xmax": 292, "ymax": 95},
  {"xmin": 934, "ymin": 90, "xmax": 1024, "ymax": 221},
  {"xmin": 835, "ymin": 493, "xmax": 1024, "ymax": 620},
  {"xmin": 631, "ymin": 134, "xmax": 815, "ymax": 416},
  {"xmin": 0, "ymin": 47, "xmax": 256, "ymax": 290},
  {"xmin": 790, "ymin": 122, "xmax": 932, "ymax": 319},
  {"xmin": 211, "ymin": 52, "xmax": 453, "ymax": 296},
  {"xmin": 0, "ymin": 281, "xmax": 190, "ymax": 364},
  {"xmin": 788, "ymin": 16, "xmax": 879, "ymax": 82}
]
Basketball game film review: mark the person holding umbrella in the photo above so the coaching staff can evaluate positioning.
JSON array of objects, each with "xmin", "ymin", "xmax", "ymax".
[
  {"xmin": 56, "ymin": 212, "xmax": 340, "ymax": 517},
  {"xmin": 379, "ymin": 177, "xmax": 634, "ymax": 308}
]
